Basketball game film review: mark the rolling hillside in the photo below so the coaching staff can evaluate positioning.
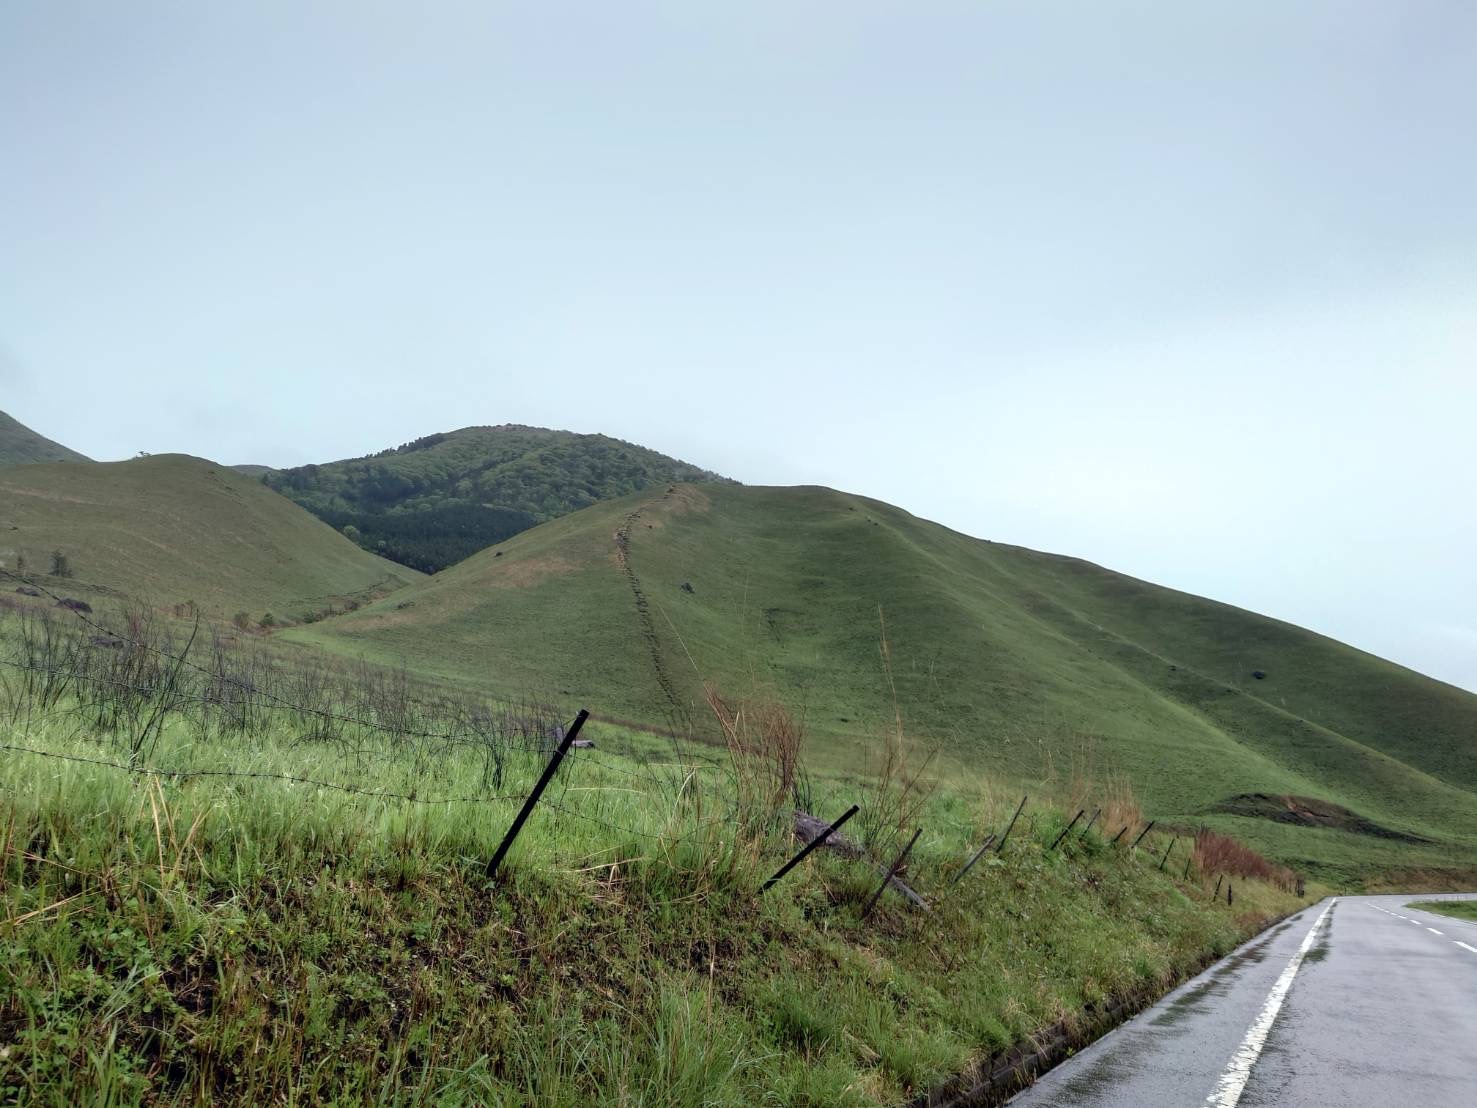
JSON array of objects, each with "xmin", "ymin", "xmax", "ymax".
[
  {"xmin": 292, "ymin": 482, "xmax": 1477, "ymax": 882},
  {"xmin": 0, "ymin": 409, "xmax": 91, "ymax": 466},
  {"xmin": 263, "ymin": 424, "xmax": 729, "ymax": 572},
  {"xmin": 0, "ymin": 454, "xmax": 420, "ymax": 618}
]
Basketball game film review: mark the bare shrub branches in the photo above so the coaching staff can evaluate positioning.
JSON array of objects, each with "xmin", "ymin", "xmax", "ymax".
[
  {"xmin": 703, "ymin": 682, "xmax": 807, "ymax": 834},
  {"xmin": 1192, "ymin": 827, "xmax": 1299, "ymax": 892},
  {"xmin": 0, "ymin": 596, "xmax": 562, "ymax": 788}
]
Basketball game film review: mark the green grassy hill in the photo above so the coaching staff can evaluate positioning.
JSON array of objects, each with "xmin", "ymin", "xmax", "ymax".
[
  {"xmin": 263, "ymin": 424, "xmax": 729, "ymax": 572},
  {"xmin": 292, "ymin": 482, "xmax": 1477, "ymax": 883},
  {"xmin": 0, "ymin": 454, "xmax": 420, "ymax": 619},
  {"xmin": 0, "ymin": 409, "xmax": 92, "ymax": 466}
]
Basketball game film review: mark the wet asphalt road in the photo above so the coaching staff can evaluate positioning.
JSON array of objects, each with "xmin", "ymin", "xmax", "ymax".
[{"xmin": 1008, "ymin": 894, "xmax": 1477, "ymax": 1108}]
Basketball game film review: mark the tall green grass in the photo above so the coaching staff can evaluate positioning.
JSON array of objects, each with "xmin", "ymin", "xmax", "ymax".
[
  {"xmin": 0, "ymin": 601, "xmax": 1307, "ymax": 1104},
  {"xmin": 0, "ymin": 722, "xmax": 1302, "ymax": 1104}
]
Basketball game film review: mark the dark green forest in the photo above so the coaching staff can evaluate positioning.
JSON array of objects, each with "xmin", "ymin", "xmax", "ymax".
[{"xmin": 264, "ymin": 425, "xmax": 728, "ymax": 571}]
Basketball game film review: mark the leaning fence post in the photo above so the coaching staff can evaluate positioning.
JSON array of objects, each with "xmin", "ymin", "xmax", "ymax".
[
  {"xmin": 1182, "ymin": 854, "xmax": 1193, "ymax": 880},
  {"xmin": 1108, "ymin": 825, "xmax": 1129, "ymax": 847},
  {"xmin": 951, "ymin": 833, "xmax": 996, "ymax": 885},
  {"xmin": 1227, "ymin": 879, "xmax": 1233, "ymax": 906},
  {"xmin": 1158, "ymin": 837, "xmax": 1176, "ymax": 871},
  {"xmin": 760, "ymin": 804, "xmax": 859, "ymax": 893},
  {"xmin": 862, "ymin": 827, "xmax": 923, "ymax": 920},
  {"xmin": 1049, "ymin": 810, "xmax": 1085, "ymax": 851},
  {"xmin": 996, "ymin": 795, "xmax": 1028, "ymax": 853},
  {"xmin": 485, "ymin": 708, "xmax": 589, "ymax": 879},
  {"xmin": 1078, "ymin": 808, "xmax": 1101, "ymax": 842},
  {"xmin": 1130, "ymin": 820, "xmax": 1157, "ymax": 850},
  {"xmin": 1213, "ymin": 874, "xmax": 1224, "ymax": 898}
]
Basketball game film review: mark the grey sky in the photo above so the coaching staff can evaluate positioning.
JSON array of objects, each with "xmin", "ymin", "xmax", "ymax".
[{"xmin": 3, "ymin": 2, "xmax": 1475, "ymax": 691}]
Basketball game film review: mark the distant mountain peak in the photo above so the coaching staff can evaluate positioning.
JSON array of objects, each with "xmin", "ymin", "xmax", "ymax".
[{"xmin": 264, "ymin": 425, "xmax": 729, "ymax": 572}]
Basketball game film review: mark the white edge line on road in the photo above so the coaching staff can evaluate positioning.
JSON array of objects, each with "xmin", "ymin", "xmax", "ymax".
[
  {"xmin": 1203, "ymin": 900, "xmax": 1335, "ymax": 1108},
  {"xmin": 1456, "ymin": 942, "xmax": 1477, "ymax": 955}
]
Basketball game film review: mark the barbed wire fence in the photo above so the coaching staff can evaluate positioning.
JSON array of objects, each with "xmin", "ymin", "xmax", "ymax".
[
  {"xmin": 0, "ymin": 567, "xmax": 1266, "ymax": 910},
  {"xmin": 0, "ymin": 568, "xmax": 755, "ymax": 861}
]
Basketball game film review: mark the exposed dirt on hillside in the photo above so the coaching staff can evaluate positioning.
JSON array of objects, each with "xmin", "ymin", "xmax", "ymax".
[
  {"xmin": 613, "ymin": 490, "xmax": 686, "ymax": 723},
  {"xmin": 478, "ymin": 555, "xmax": 577, "ymax": 590},
  {"xmin": 1213, "ymin": 793, "xmax": 1430, "ymax": 843}
]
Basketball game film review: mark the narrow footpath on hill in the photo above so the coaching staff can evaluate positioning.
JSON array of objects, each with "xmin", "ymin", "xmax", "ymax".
[
  {"xmin": 1005, "ymin": 894, "xmax": 1477, "ymax": 1107},
  {"xmin": 612, "ymin": 488, "xmax": 687, "ymax": 723}
]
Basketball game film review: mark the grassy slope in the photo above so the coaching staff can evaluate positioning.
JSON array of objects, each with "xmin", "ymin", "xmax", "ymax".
[
  {"xmin": 0, "ymin": 455, "xmax": 421, "ymax": 618},
  {"xmin": 293, "ymin": 484, "xmax": 1477, "ymax": 884},
  {"xmin": 0, "ymin": 411, "xmax": 91, "ymax": 467}
]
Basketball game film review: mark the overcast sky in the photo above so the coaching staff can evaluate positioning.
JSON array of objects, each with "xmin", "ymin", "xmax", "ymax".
[{"xmin": 3, "ymin": 2, "xmax": 1474, "ymax": 691}]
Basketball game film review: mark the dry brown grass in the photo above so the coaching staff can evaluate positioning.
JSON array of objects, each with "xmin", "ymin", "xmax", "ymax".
[
  {"xmin": 702, "ymin": 682, "xmax": 806, "ymax": 831},
  {"xmin": 1193, "ymin": 828, "xmax": 1298, "ymax": 892},
  {"xmin": 1045, "ymin": 738, "xmax": 1143, "ymax": 842},
  {"xmin": 854, "ymin": 608, "xmax": 938, "ymax": 854},
  {"xmin": 1099, "ymin": 774, "xmax": 1144, "ymax": 839}
]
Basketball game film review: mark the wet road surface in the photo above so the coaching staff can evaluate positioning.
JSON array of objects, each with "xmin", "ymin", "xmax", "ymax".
[{"xmin": 1008, "ymin": 894, "xmax": 1477, "ymax": 1107}]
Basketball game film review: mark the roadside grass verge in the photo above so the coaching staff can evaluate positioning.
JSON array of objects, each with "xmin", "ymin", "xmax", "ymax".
[
  {"xmin": 1405, "ymin": 899, "xmax": 1477, "ymax": 922},
  {"xmin": 0, "ymin": 711, "xmax": 1303, "ymax": 1105}
]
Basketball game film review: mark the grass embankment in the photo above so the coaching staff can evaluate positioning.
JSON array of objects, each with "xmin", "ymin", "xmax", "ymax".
[
  {"xmin": 296, "ymin": 482, "xmax": 1477, "ymax": 886},
  {"xmin": 1406, "ymin": 899, "xmax": 1477, "ymax": 922},
  {"xmin": 0, "ymin": 607, "xmax": 1304, "ymax": 1107}
]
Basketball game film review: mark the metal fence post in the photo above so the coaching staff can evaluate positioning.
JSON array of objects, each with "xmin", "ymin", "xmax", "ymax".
[
  {"xmin": 1077, "ymin": 808, "xmax": 1101, "ymax": 842},
  {"xmin": 862, "ymin": 827, "xmax": 923, "ymax": 920},
  {"xmin": 1049, "ymin": 810, "xmax": 1085, "ymax": 851},
  {"xmin": 996, "ymin": 795, "xmax": 1028, "ymax": 853},
  {"xmin": 485, "ymin": 708, "xmax": 589, "ymax": 879},
  {"xmin": 1130, "ymin": 820, "xmax": 1157, "ymax": 850},
  {"xmin": 951, "ymin": 833, "xmax": 996, "ymax": 885},
  {"xmin": 1158, "ymin": 837, "xmax": 1176, "ymax": 871},
  {"xmin": 760, "ymin": 804, "xmax": 859, "ymax": 893}
]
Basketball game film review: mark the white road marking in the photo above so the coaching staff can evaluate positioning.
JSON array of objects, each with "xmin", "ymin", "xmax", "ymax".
[
  {"xmin": 1428, "ymin": 928, "xmax": 1444, "ymax": 935},
  {"xmin": 1203, "ymin": 900, "xmax": 1335, "ymax": 1108},
  {"xmin": 1456, "ymin": 942, "xmax": 1477, "ymax": 955}
]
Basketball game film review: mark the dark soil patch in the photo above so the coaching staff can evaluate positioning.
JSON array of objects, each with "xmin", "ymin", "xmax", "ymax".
[{"xmin": 1214, "ymin": 793, "xmax": 1430, "ymax": 843}]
